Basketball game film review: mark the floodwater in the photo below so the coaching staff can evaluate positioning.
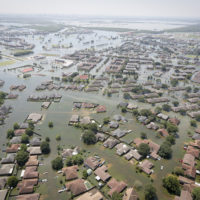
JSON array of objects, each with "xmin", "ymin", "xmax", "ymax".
[{"xmin": 0, "ymin": 26, "xmax": 197, "ymax": 200}]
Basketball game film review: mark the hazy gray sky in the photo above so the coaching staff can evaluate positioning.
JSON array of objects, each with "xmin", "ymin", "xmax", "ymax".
[{"xmin": 0, "ymin": 0, "xmax": 200, "ymax": 18}]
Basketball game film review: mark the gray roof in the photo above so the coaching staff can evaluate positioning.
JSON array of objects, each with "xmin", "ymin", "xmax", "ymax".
[{"xmin": 1, "ymin": 154, "xmax": 15, "ymax": 164}]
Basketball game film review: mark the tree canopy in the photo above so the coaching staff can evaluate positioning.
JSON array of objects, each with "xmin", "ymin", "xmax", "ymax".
[
  {"xmin": 40, "ymin": 141, "xmax": 50, "ymax": 154},
  {"xmin": 163, "ymin": 175, "xmax": 180, "ymax": 195},
  {"xmin": 16, "ymin": 150, "xmax": 29, "ymax": 167},
  {"xmin": 138, "ymin": 143, "xmax": 150, "ymax": 158},
  {"xmin": 7, "ymin": 176, "xmax": 18, "ymax": 188},
  {"xmin": 51, "ymin": 157, "xmax": 63, "ymax": 170},
  {"xmin": 82, "ymin": 130, "xmax": 96, "ymax": 145},
  {"xmin": 144, "ymin": 184, "xmax": 157, "ymax": 200}
]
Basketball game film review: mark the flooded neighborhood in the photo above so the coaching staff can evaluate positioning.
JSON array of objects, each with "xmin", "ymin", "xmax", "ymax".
[{"xmin": 0, "ymin": 1, "xmax": 200, "ymax": 200}]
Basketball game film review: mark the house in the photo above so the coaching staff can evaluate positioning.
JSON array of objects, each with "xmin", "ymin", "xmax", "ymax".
[
  {"xmin": 124, "ymin": 149, "xmax": 142, "ymax": 161},
  {"xmin": 66, "ymin": 179, "xmax": 87, "ymax": 196},
  {"xmin": 62, "ymin": 165, "xmax": 78, "ymax": 181},
  {"xmin": 41, "ymin": 102, "xmax": 51, "ymax": 109},
  {"xmin": 16, "ymin": 193, "xmax": 40, "ymax": 200},
  {"xmin": 0, "ymin": 177, "xmax": 7, "ymax": 189},
  {"xmin": 139, "ymin": 160, "xmax": 154, "ymax": 175},
  {"xmin": 96, "ymin": 133, "xmax": 108, "ymax": 142},
  {"xmin": 123, "ymin": 187, "xmax": 138, "ymax": 200},
  {"xmin": 76, "ymin": 188, "xmax": 104, "ymax": 200},
  {"xmin": 80, "ymin": 116, "xmax": 91, "ymax": 125},
  {"xmin": 14, "ymin": 129, "xmax": 26, "ymax": 136},
  {"xmin": 107, "ymin": 178, "xmax": 127, "ymax": 197},
  {"xmin": 146, "ymin": 122, "xmax": 159, "ymax": 130},
  {"xmin": 0, "ymin": 164, "xmax": 15, "ymax": 176},
  {"xmin": 157, "ymin": 113, "xmax": 169, "ymax": 120},
  {"xmin": 6, "ymin": 144, "xmax": 20, "ymax": 153},
  {"xmin": 158, "ymin": 129, "xmax": 169, "ymax": 137},
  {"xmin": 61, "ymin": 147, "xmax": 80, "ymax": 158},
  {"xmin": 30, "ymin": 138, "xmax": 41, "ymax": 147},
  {"xmin": 1, "ymin": 154, "xmax": 15, "ymax": 164},
  {"xmin": 84, "ymin": 157, "xmax": 100, "ymax": 170},
  {"xmin": 174, "ymin": 190, "xmax": 192, "ymax": 200},
  {"xmin": 27, "ymin": 147, "xmax": 41, "ymax": 155},
  {"xmin": 168, "ymin": 118, "xmax": 180, "ymax": 126},
  {"xmin": 0, "ymin": 189, "xmax": 8, "ymax": 200},
  {"xmin": 182, "ymin": 154, "xmax": 195, "ymax": 169},
  {"xmin": 103, "ymin": 138, "xmax": 119, "ymax": 149},
  {"xmin": 10, "ymin": 136, "xmax": 21, "ymax": 144},
  {"xmin": 94, "ymin": 165, "xmax": 111, "ymax": 182},
  {"xmin": 25, "ymin": 156, "xmax": 39, "ymax": 167},
  {"xmin": 69, "ymin": 115, "xmax": 79, "ymax": 124},
  {"xmin": 96, "ymin": 105, "xmax": 106, "ymax": 113},
  {"xmin": 17, "ymin": 179, "xmax": 38, "ymax": 195},
  {"xmin": 23, "ymin": 166, "xmax": 39, "ymax": 179},
  {"xmin": 127, "ymin": 103, "xmax": 138, "ymax": 110},
  {"xmin": 112, "ymin": 129, "xmax": 128, "ymax": 138},
  {"xmin": 109, "ymin": 121, "xmax": 119, "ymax": 129},
  {"xmin": 27, "ymin": 113, "xmax": 42, "ymax": 123},
  {"xmin": 186, "ymin": 146, "xmax": 200, "ymax": 158},
  {"xmin": 115, "ymin": 143, "xmax": 130, "ymax": 156}
]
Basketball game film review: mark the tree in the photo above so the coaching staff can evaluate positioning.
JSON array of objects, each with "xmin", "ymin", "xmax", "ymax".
[
  {"xmin": 179, "ymin": 109, "xmax": 186, "ymax": 116},
  {"xmin": 66, "ymin": 157, "xmax": 73, "ymax": 166},
  {"xmin": 7, "ymin": 129, "xmax": 14, "ymax": 139},
  {"xmin": 20, "ymin": 144, "xmax": 27, "ymax": 151},
  {"xmin": 45, "ymin": 137, "xmax": 50, "ymax": 142},
  {"xmin": 13, "ymin": 123, "xmax": 20, "ymax": 130},
  {"xmin": 123, "ymin": 93, "xmax": 131, "ymax": 100},
  {"xmin": 158, "ymin": 143, "xmax": 172, "ymax": 159},
  {"xmin": 16, "ymin": 150, "xmax": 29, "ymax": 167},
  {"xmin": 121, "ymin": 107, "xmax": 127, "ymax": 113},
  {"xmin": 25, "ymin": 128, "xmax": 33, "ymax": 136},
  {"xmin": 196, "ymin": 115, "xmax": 200, "ymax": 122},
  {"xmin": 56, "ymin": 135, "xmax": 61, "ymax": 141},
  {"xmin": 7, "ymin": 176, "xmax": 18, "ymax": 188},
  {"xmin": 111, "ymin": 192, "xmax": 123, "ymax": 200},
  {"xmin": 144, "ymin": 184, "xmax": 157, "ymax": 200},
  {"xmin": 172, "ymin": 101, "xmax": 179, "ymax": 107},
  {"xmin": 48, "ymin": 121, "xmax": 54, "ymax": 128},
  {"xmin": 166, "ymin": 135, "xmax": 175, "ymax": 145},
  {"xmin": 163, "ymin": 175, "xmax": 180, "ymax": 195},
  {"xmin": 82, "ymin": 130, "xmax": 96, "ymax": 145},
  {"xmin": 138, "ymin": 143, "xmax": 150, "ymax": 158},
  {"xmin": 155, "ymin": 107, "xmax": 162, "ymax": 114},
  {"xmin": 192, "ymin": 187, "xmax": 200, "ymax": 200},
  {"xmin": 40, "ymin": 141, "xmax": 50, "ymax": 154},
  {"xmin": 103, "ymin": 117, "xmax": 110, "ymax": 124},
  {"xmin": 82, "ymin": 170, "xmax": 88, "ymax": 179},
  {"xmin": 170, "ymin": 79, "xmax": 178, "ymax": 87},
  {"xmin": 190, "ymin": 120, "xmax": 197, "ymax": 127},
  {"xmin": 162, "ymin": 104, "xmax": 171, "ymax": 112},
  {"xmin": 140, "ymin": 109, "xmax": 152, "ymax": 117},
  {"xmin": 28, "ymin": 121, "xmax": 34, "ymax": 130},
  {"xmin": 167, "ymin": 123, "xmax": 178, "ymax": 133},
  {"xmin": 51, "ymin": 157, "xmax": 63, "ymax": 170},
  {"xmin": 21, "ymin": 134, "xmax": 29, "ymax": 144},
  {"xmin": 141, "ymin": 132, "xmax": 147, "ymax": 139},
  {"xmin": 72, "ymin": 154, "xmax": 83, "ymax": 165},
  {"xmin": 173, "ymin": 167, "xmax": 184, "ymax": 176}
]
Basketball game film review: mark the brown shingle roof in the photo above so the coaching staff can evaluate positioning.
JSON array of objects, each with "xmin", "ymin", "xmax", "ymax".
[{"xmin": 66, "ymin": 179, "xmax": 87, "ymax": 196}]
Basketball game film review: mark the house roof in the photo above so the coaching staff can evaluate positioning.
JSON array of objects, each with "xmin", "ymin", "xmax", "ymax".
[
  {"xmin": 0, "ymin": 177, "xmax": 8, "ymax": 190},
  {"xmin": 66, "ymin": 179, "xmax": 87, "ymax": 196},
  {"xmin": 0, "ymin": 164, "xmax": 15, "ymax": 176},
  {"xmin": 1, "ymin": 154, "xmax": 15, "ymax": 164},
  {"xmin": 84, "ymin": 157, "xmax": 100, "ymax": 170},
  {"xmin": 25, "ymin": 156, "xmax": 39, "ymax": 167},
  {"xmin": 174, "ymin": 190, "xmax": 192, "ymax": 200},
  {"xmin": 76, "ymin": 188, "xmax": 104, "ymax": 200},
  {"xmin": 182, "ymin": 154, "xmax": 195, "ymax": 168},
  {"xmin": 27, "ymin": 147, "xmax": 41, "ymax": 155},
  {"xmin": 123, "ymin": 187, "xmax": 138, "ymax": 200},
  {"xmin": 62, "ymin": 165, "xmax": 78, "ymax": 181},
  {"xmin": 0, "ymin": 189, "xmax": 8, "ymax": 200},
  {"xmin": 94, "ymin": 165, "xmax": 111, "ymax": 182},
  {"xmin": 6, "ymin": 144, "xmax": 20, "ymax": 153},
  {"xmin": 107, "ymin": 178, "xmax": 127, "ymax": 197},
  {"xmin": 103, "ymin": 138, "xmax": 119, "ymax": 149},
  {"xmin": 16, "ymin": 193, "xmax": 40, "ymax": 200},
  {"xmin": 23, "ymin": 167, "xmax": 39, "ymax": 179}
]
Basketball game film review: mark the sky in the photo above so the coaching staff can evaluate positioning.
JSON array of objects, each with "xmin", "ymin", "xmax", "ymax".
[{"xmin": 0, "ymin": 0, "xmax": 200, "ymax": 18}]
